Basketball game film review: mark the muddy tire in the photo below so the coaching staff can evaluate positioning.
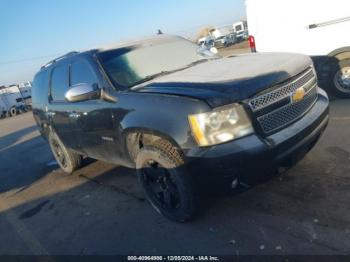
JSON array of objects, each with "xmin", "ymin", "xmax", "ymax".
[
  {"xmin": 48, "ymin": 131, "xmax": 82, "ymax": 174},
  {"xmin": 136, "ymin": 139, "xmax": 198, "ymax": 222}
]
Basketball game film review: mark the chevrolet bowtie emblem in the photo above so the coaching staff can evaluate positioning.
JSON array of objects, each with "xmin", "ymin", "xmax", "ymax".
[{"xmin": 292, "ymin": 87, "xmax": 306, "ymax": 103}]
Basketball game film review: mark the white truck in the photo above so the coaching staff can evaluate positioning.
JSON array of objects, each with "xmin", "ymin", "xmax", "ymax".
[
  {"xmin": 0, "ymin": 84, "xmax": 31, "ymax": 118},
  {"xmin": 246, "ymin": 0, "xmax": 350, "ymax": 98},
  {"xmin": 18, "ymin": 81, "xmax": 32, "ymax": 107},
  {"xmin": 209, "ymin": 26, "xmax": 236, "ymax": 48},
  {"xmin": 232, "ymin": 21, "xmax": 248, "ymax": 41}
]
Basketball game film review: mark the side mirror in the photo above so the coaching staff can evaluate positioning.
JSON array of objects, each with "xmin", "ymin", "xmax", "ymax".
[{"xmin": 65, "ymin": 83, "xmax": 100, "ymax": 102}]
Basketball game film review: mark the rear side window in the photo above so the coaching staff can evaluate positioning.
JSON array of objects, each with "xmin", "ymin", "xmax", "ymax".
[
  {"xmin": 32, "ymin": 70, "xmax": 49, "ymax": 107},
  {"xmin": 50, "ymin": 64, "xmax": 69, "ymax": 101},
  {"xmin": 70, "ymin": 60, "xmax": 97, "ymax": 86}
]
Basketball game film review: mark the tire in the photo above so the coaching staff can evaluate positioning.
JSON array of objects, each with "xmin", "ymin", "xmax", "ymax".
[
  {"xmin": 328, "ymin": 58, "xmax": 350, "ymax": 98},
  {"xmin": 48, "ymin": 131, "xmax": 82, "ymax": 174},
  {"xmin": 136, "ymin": 139, "xmax": 198, "ymax": 222},
  {"xmin": 9, "ymin": 107, "xmax": 17, "ymax": 117}
]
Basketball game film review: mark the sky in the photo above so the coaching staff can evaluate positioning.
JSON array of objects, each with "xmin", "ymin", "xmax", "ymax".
[{"xmin": 0, "ymin": 0, "xmax": 246, "ymax": 86}]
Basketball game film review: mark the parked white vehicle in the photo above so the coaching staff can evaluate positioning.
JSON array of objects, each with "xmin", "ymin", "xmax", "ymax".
[
  {"xmin": 0, "ymin": 84, "xmax": 31, "ymax": 118},
  {"xmin": 232, "ymin": 21, "xmax": 248, "ymax": 41},
  {"xmin": 209, "ymin": 25, "xmax": 232, "ymax": 40},
  {"xmin": 18, "ymin": 81, "xmax": 32, "ymax": 106},
  {"xmin": 197, "ymin": 36, "xmax": 215, "ymax": 49},
  {"xmin": 246, "ymin": 0, "xmax": 350, "ymax": 97},
  {"xmin": 209, "ymin": 26, "xmax": 236, "ymax": 48}
]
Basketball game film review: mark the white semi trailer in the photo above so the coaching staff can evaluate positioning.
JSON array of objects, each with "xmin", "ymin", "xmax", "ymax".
[
  {"xmin": 246, "ymin": 0, "xmax": 350, "ymax": 98},
  {"xmin": 0, "ymin": 84, "xmax": 31, "ymax": 118}
]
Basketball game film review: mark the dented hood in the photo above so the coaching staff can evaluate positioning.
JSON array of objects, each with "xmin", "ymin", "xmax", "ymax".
[{"xmin": 134, "ymin": 52, "xmax": 313, "ymax": 107}]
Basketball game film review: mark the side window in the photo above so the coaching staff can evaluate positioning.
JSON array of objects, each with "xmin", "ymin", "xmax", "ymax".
[
  {"xmin": 70, "ymin": 60, "xmax": 97, "ymax": 86},
  {"xmin": 50, "ymin": 64, "xmax": 69, "ymax": 101},
  {"xmin": 32, "ymin": 70, "xmax": 49, "ymax": 107}
]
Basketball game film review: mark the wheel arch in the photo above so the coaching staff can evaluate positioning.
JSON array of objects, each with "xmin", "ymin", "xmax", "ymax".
[
  {"xmin": 315, "ymin": 46, "xmax": 350, "ymax": 98},
  {"xmin": 328, "ymin": 46, "xmax": 350, "ymax": 60},
  {"xmin": 312, "ymin": 46, "xmax": 350, "ymax": 86},
  {"xmin": 124, "ymin": 127, "xmax": 183, "ymax": 164}
]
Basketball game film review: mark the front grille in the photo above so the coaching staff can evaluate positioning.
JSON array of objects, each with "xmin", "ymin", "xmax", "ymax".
[{"xmin": 248, "ymin": 67, "xmax": 318, "ymax": 135}]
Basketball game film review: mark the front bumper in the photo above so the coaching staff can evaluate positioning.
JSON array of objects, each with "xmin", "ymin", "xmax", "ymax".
[{"xmin": 186, "ymin": 88, "xmax": 329, "ymax": 186}]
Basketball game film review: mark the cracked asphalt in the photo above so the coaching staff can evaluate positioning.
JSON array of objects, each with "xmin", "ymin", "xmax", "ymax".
[{"xmin": 0, "ymin": 99, "xmax": 349, "ymax": 256}]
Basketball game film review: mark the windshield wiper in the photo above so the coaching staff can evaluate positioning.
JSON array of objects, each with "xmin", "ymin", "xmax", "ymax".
[
  {"xmin": 185, "ymin": 58, "xmax": 210, "ymax": 67},
  {"xmin": 131, "ymin": 71, "xmax": 173, "ymax": 87},
  {"xmin": 130, "ymin": 59, "xmax": 211, "ymax": 88}
]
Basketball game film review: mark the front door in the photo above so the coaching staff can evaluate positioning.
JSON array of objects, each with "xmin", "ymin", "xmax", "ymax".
[{"xmin": 67, "ymin": 59, "xmax": 120, "ymax": 163}]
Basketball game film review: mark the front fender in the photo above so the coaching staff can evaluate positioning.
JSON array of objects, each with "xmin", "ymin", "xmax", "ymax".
[{"xmin": 114, "ymin": 92, "xmax": 210, "ymax": 151}]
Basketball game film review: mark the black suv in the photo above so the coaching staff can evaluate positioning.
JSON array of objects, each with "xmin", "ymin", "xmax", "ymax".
[{"xmin": 32, "ymin": 35, "xmax": 329, "ymax": 222}]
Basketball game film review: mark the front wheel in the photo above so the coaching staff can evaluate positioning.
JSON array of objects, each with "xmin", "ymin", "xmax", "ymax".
[{"xmin": 136, "ymin": 140, "xmax": 198, "ymax": 222}]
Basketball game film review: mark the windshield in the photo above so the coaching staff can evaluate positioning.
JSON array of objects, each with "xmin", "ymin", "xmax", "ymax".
[{"xmin": 98, "ymin": 38, "xmax": 217, "ymax": 89}]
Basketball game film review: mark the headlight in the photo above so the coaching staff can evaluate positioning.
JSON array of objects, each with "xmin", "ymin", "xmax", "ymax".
[{"xmin": 188, "ymin": 104, "xmax": 254, "ymax": 146}]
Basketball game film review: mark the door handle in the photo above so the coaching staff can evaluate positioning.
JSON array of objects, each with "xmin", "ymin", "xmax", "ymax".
[
  {"xmin": 69, "ymin": 112, "xmax": 81, "ymax": 118},
  {"xmin": 47, "ymin": 111, "xmax": 56, "ymax": 117}
]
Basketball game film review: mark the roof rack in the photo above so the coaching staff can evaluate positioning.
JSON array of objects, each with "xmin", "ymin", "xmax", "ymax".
[{"xmin": 41, "ymin": 51, "xmax": 79, "ymax": 69}]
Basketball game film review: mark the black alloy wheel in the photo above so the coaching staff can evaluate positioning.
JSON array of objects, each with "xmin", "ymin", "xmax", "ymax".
[{"xmin": 140, "ymin": 160, "xmax": 181, "ymax": 211}]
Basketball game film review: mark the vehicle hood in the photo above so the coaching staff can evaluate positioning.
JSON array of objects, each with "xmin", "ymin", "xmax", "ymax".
[{"xmin": 134, "ymin": 52, "xmax": 312, "ymax": 108}]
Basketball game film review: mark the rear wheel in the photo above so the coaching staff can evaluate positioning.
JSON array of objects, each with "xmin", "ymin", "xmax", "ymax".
[
  {"xmin": 48, "ymin": 131, "xmax": 82, "ymax": 174},
  {"xmin": 136, "ymin": 140, "xmax": 198, "ymax": 222},
  {"xmin": 9, "ymin": 107, "xmax": 17, "ymax": 117},
  {"xmin": 329, "ymin": 58, "xmax": 350, "ymax": 98}
]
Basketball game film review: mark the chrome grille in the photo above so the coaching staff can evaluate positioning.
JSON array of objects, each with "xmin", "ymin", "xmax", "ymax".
[
  {"xmin": 257, "ymin": 87, "xmax": 317, "ymax": 134},
  {"xmin": 249, "ymin": 68, "xmax": 315, "ymax": 111},
  {"xmin": 248, "ymin": 67, "xmax": 318, "ymax": 135}
]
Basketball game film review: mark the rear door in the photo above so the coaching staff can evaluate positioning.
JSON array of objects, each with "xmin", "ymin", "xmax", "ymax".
[{"xmin": 48, "ymin": 63, "xmax": 79, "ymax": 150}]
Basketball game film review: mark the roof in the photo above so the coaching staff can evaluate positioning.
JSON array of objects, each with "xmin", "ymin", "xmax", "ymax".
[
  {"xmin": 38, "ymin": 34, "xmax": 185, "ymax": 71},
  {"xmin": 41, "ymin": 51, "xmax": 80, "ymax": 69}
]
